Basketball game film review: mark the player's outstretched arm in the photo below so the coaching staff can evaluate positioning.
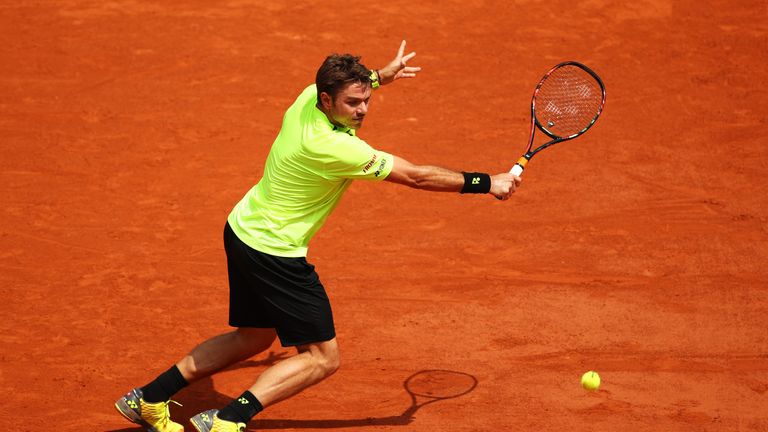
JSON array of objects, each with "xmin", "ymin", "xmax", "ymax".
[
  {"xmin": 376, "ymin": 40, "xmax": 422, "ymax": 86},
  {"xmin": 385, "ymin": 156, "xmax": 521, "ymax": 200}
]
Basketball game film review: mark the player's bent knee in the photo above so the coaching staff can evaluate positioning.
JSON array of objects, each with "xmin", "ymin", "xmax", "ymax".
[
  {"xmin": 320, "ymin": 350, "xmax": 340, "ymax": 376},
  {"xmin": 299, "ymin": 339, "xmax": 340, "ymax": 377},
  {"xmin": 313, "ymin": 345, "xmax": 340, "ymax": 377}
]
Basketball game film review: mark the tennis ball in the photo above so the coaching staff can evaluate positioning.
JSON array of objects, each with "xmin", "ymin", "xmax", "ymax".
[{"xmin": 581, "ymin": 371, "xmax": 601, "ymax": 391}]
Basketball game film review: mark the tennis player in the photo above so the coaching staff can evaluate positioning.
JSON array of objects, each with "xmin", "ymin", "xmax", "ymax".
[{"xmin": 115, "ymin": 41, "xmax": 521, "ymax": 432}]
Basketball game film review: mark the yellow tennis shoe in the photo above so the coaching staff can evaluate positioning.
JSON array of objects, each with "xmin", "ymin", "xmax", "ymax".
[
  {"xmin": 115, "ymin": 388, "xmax": 184, "ymax": 432},
  {"xmin": 190, "ymin": 409, "xmax": 246, "ymax": 432}
]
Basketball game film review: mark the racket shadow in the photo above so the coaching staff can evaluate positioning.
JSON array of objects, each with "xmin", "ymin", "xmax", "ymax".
[
  {"xmin": 107, "ymin": 368, "xmax": 477, "ymax": 431},
  {"xmin": 250, "ymin": 369, "xmax": 478, "ymax": 430}
]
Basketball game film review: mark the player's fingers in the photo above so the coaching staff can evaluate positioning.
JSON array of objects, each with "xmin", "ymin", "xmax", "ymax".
[
  {"xmin": 396, "ymin": 40, "xmax": 406, "ymax": 58},
  {"xmin": 402, "ymin": 51, "xmax": 416, "ymax": 64},
  {"xmin": 397, "ymin": 68, "xmax": 420, "ymax": 79},
  {"xmin": 495, "ymin": 183, "xmax": 512, "ymax": 200}
]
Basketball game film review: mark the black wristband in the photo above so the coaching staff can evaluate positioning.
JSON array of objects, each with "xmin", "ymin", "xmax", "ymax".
[{"xmin": 460, "ymin": 172, "xmax": 491, "ymax": 194}]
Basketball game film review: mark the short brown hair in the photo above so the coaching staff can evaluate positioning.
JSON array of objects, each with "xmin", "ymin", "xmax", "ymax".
[{"xmin": 315, "ymin": 54, "xmax": 371, "ymax": 101}]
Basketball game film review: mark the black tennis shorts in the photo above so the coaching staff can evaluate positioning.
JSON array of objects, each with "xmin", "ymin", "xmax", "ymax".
[{"xmin": 223, "ymin": 222, "xmax": 335, "ymax": 347}]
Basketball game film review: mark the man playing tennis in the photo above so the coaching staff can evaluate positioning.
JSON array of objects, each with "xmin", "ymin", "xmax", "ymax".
[{"xmin": 116, "ymin": 40, "xmax": 521, "ymax": 432}]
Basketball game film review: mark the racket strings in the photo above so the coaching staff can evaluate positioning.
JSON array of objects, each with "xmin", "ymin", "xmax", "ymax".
[{"xmin": 535, "ymin": 65, "xmax": 604, "ymax": 138}]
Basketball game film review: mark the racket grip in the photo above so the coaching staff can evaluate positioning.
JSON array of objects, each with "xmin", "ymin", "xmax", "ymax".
[{"xmin": 509, "ymin": 156, "xmax": 528, "ymax": 176}]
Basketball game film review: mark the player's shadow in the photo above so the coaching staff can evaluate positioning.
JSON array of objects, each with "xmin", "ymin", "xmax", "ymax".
[
  {"xmin": 107, "ymin": 351, "xmax": 288, "ymax": 432},
  {"xmin": 107, "ymin": 364, "xmax": 477, "ymax": 431}
]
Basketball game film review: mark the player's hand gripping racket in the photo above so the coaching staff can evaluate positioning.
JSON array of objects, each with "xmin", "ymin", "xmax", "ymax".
[{"xmin": 510, "ymin": 61, "xmax": 606, "ymax": 176}]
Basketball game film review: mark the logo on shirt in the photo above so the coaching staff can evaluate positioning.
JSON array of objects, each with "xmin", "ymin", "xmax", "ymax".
[
  {"xmin": 362, "ymin": 154, "xmax": 378, "ymax": 173},
  {"xmin": 374, "ymin": 157, "xmax": 388, "ymax": 178}
]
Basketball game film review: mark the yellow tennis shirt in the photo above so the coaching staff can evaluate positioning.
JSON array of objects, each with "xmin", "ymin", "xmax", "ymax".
[{"xmin": 228, "ymin": 84, "xmax": 393, "ymax": 257}]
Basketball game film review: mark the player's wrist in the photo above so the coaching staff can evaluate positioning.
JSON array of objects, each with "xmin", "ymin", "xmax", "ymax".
[
  {"xmin": 369, "ymin": 69, "xmax": 381, "ymax": 89},
  {"xmin": 460, "ymin": 172, "xmax": 491, "ymax": 194}
]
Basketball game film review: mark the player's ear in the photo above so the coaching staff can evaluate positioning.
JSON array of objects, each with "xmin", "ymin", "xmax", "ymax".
[{"xmin": 319, "ymin": 92, "xmax": 333, "ymax": 110}]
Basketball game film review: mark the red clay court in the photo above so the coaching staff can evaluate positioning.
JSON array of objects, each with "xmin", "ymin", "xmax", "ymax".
[{"xmin": 1, "ymin": 1, "xmax": 766, "ymax": 431}]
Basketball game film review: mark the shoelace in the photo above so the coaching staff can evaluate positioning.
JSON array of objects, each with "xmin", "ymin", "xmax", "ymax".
[{"xmin": 144, "ymin": 399, "xmax": 182, "ymax": 427}]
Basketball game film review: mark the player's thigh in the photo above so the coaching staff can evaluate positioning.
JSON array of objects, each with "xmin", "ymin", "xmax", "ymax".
[{"xmin": 236, "ymin": 327, "xmax": 278, "ymax": 352}]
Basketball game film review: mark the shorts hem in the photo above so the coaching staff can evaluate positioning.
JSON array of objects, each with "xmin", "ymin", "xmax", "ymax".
[
  {"xmin": 279, "ymin": 331, "xmax": 336, "ymax": 347},
  {"xmin": 227, "ymin": 323, "xmax": 335, "ymax": 348},
  {"xmin": 228, "ymin": 322, "xmax": 272, "ymax": 329}
]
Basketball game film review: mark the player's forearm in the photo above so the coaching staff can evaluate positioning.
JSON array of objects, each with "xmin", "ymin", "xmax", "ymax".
[
  {"xmin": 386, "ymin": 162, "xmax": 463, "ymax": 192},
  {"xmin": 386, "ymin": 156, "xmax": 516, "ymax": 197},
  {"xmin": 405, "ymin": 165, "xmax": 464, "ymax": 192}
]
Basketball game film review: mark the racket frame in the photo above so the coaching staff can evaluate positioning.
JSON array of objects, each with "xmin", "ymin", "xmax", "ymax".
[{"xmin": 511, "ymin": 61, "xmax": 606, "ymax": 175}]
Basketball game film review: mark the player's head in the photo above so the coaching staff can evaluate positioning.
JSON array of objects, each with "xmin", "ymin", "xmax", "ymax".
[
  {"xmin": 316, "ymin": 54, "xmax": 372, "ymax": 100},
  {"xmin": 316, "ymin": 54, "xmax": 373, "ymax": 130}
]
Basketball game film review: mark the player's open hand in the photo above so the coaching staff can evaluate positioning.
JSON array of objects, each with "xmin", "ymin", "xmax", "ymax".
[
  {"xmin": 490, "ymin": 173, "xmax": 522, "ymax": 201},
  {"xmin": 378, "ymin": 40, "xmax": 422, "ymax": 85}
]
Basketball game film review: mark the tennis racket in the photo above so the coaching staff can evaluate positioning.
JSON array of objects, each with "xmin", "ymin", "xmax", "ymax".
[
  {"xmin": 510, "ymin": 61, "xmax": 606, "ymax": 176},
  {"xmin": 401, "ymin": 369, "xmax": 478, "ymax": 419}
]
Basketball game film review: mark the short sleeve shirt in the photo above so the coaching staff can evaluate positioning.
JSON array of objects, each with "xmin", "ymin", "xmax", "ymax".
[{"xmin": 228, "ymin": 84, "xmax": 393, "ymax": 257}]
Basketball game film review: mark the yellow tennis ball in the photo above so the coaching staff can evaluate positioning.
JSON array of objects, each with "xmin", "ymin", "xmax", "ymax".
[{"xmin": 581, "ymin": 371, "xmax": 601, "ymax": 391}]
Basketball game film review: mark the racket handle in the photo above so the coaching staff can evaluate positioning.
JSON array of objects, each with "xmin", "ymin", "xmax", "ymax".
[{"xmin": 509, "ymin": 156, "xmax": 528, "ymax": 176}]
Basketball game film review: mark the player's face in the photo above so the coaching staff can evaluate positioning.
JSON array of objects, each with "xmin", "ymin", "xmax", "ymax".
[{"xmin": 326, "ymin": 82, "xmax": 372, "ymax": 130}]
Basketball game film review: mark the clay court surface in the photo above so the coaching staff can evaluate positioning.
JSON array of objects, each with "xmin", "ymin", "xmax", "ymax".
[{"xmin": 2, "ymin": 1, "xmax": 767, "ymax": 430}]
